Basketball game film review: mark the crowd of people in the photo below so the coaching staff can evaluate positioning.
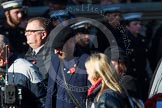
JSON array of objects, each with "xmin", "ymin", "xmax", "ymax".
[{"xmin": 0, "ymin": 0, "xmax": 162, "ymax": 108}]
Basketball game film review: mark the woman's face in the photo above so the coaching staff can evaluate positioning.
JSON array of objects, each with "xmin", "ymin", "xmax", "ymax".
[
  {"xmin": 85, "ymin": 64, "xmax": 96, "ymax": 85},
  {"xmin": 126, "ymin": 21, "xmax": 142, "ymax": 35}
]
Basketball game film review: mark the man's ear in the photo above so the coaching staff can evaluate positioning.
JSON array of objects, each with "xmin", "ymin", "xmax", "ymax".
[
  {"xmin": 4, "ymin": 11, "xmax": 9, "ymax": 18},
  {"xmin": 41, "ymin": 32, "xmax": 47, "ymax": 40}
]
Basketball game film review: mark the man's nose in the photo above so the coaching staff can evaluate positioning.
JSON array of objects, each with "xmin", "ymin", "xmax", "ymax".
[{"xmin": 18, "ymin": 12, "xmax": 23, "ymax": 18}]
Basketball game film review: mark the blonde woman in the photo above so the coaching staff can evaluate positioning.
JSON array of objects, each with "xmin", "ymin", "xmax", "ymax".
[{"xmin": 85, "ymin": 53, "xmax": 129, "ymax": 108}]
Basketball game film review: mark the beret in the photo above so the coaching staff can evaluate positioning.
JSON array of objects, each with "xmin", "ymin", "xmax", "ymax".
[{"xmin": 1, "ymin": 0, "xmax": 22, "ymax": 11}]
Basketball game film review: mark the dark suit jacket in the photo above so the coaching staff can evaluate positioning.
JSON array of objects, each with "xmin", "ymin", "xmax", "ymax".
[
  {"xmin": 45, "ymin": 53, "xmax": 89, "ymax": 108},
  {"xmin": 25, "ymin": 47, "xmax": 52, "ymax": 81}
]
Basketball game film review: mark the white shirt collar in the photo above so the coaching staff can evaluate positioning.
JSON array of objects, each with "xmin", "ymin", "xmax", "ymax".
[{"xmin": 33, "ymin": 44, "xmax": 44, "ymax": 54}]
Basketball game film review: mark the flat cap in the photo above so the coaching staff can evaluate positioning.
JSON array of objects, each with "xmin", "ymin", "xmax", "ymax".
[{"xmin": 1, "ymin": 0, "xmax": 22, "ymax": 11}]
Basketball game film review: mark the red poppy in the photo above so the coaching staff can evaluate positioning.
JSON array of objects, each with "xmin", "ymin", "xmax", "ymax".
[
  {"xmin": 67, "ymin": 67, "xmax": 76, "ymax": 74},
  {"xmin": 67, "ymin": 64, "xmax": 77, "ymax": 74}
]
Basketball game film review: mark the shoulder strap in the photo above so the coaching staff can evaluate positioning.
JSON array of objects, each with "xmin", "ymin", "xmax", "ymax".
[{"xmin": 60, "ymin": 59, "xmax": 81, "ymax": 108}]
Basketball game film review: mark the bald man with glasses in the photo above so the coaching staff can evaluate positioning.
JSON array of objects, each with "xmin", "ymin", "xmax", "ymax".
[{"xmin": 24, "ymin": 17, "xmax": 53, "ymax": 86}]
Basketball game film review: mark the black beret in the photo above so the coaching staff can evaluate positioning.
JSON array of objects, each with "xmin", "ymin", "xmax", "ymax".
[
  {"xmin": 50, "ymin": 26, "xmax": 73, "ymax": 49},
  {"xmin": 104, "ymin": 46, "xmax": 127, "ymax": 63}
]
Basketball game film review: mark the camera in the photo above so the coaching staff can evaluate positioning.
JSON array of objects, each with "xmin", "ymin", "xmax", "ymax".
[{"xmin": 1, "ymin": 85, "xmax": 22, "ymax": 108}]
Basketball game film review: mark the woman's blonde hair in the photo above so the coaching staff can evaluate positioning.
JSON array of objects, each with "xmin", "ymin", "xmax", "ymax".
[{"xmin": 85, "ymin": 53, "xmax": 122, "ymax": 100}]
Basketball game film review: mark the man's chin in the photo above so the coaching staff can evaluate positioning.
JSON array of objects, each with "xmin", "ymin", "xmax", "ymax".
[
  {"xmin": 16, "ymin": 21, "xmax": 22, "ymax": 25},
  {"xmin": 27, "ymin": 43, "xmax": 33, "ymax": 47}
]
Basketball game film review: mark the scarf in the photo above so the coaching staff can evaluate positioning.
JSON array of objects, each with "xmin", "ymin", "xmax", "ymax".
[{"xmin": 87, "ymin": 78, "xmax": 102, "ymax": 96}]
